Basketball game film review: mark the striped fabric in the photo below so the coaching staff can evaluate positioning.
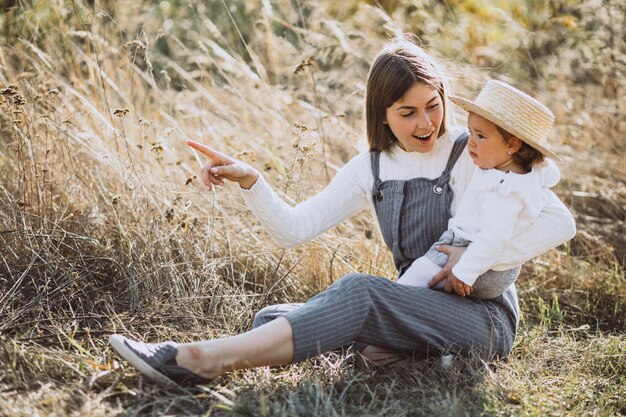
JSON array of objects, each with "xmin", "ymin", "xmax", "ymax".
[
  {"xmin": 254, "ymin": 273, "xmax": 519, "ymax": 362},
  {"xmin": 372, "ymin": 134, "xmax": 468, "ymax": 274}
]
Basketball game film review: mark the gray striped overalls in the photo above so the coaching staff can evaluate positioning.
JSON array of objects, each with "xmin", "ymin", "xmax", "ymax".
[{"xmin": 254, "ymin": 134, "xmax": 520, "ymax": 362}]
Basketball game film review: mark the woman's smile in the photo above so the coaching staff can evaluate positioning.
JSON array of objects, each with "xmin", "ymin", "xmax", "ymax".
[{"xmin": 413, "ymin": 130, "xmax": 435, "ymax": 142}]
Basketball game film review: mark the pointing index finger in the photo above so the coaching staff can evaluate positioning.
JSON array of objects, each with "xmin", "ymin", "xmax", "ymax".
[{"xmin": 187, "ymin": 140, "xmax": 222, "ymax": 159}]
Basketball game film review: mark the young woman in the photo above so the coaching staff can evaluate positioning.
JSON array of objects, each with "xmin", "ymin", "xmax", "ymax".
[{"xmin": 109, "ymin": 37, "xmax": 576, "ymax": 386}]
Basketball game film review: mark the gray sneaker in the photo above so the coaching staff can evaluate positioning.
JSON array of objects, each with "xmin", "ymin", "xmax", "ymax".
[{"xmin": 109, "ymin": 334, "xmax": 212, "ymax": 386}]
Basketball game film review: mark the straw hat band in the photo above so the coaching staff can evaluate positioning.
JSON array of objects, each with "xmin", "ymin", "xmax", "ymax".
[{"xmin": 450, "ymin": 80, "xmax": 561, "ymax": 163}]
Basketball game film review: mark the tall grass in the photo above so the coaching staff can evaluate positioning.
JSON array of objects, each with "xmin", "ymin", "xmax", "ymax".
[{"xmin": 0, "ymin": 0, "xmax": 624, "ymax": 416}]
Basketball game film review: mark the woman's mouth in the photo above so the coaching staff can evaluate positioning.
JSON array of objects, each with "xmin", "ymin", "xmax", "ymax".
[{"xmin": 413, "ymin": 131, "xmax": 433, "ymax": 142}]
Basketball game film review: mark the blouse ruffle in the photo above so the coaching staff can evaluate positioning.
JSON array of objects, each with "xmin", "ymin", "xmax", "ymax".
[{"xmin": 470, "ymin": 159, "xmax": 560, "ymax": 208}]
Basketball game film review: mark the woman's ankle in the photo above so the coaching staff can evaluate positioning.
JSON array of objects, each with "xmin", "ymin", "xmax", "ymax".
[{"xmin": 176, "ymin": 343, "xmax": 225, "ymax": 380}]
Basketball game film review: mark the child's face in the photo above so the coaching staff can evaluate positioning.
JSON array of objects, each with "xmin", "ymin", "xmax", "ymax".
[
  {"xmin": 467, "ymin": 113, "xmax": 515, "ymax": 171},
  {"xmin": 385, "ymin": 83, "xmax": 444, "ymax": 154}
]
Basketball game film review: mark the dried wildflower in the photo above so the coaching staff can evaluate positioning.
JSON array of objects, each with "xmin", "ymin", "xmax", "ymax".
[
  {"xmin": 164, "ymin": 208, "xmax": 174, "ymax": 223},
  {"xmin": 301, "ymin": 140, "xmax": 318, "ymax": 158},
  {"xmin": 139, "ymin": 118, "xmax": 154, "ymax": 127},
  {"xmin": 69, "ymin": 30, "xmax": 93, "ymax": 40},
  {"xmin": 160, "ymin": 70, "xmax": 171, "ymax": 85},
  {"xmin": 185, "ymin": 176, "xmax": 196, "ymax": 185},
  {"xmin": 125, "ymin": 40, "xmax": 146, "ymax": 50},
  {"xmin": 113, "ymin": 108, "xmax": 130, "ymax": 118},
  {"xmin": 13, "ymin": 95, "xmax": 26, "ymax": 106},
  {"xmin": 294, "ymin": 57, "xmax": 315, "ymax": 74},
  {"xmin": 294, "ymin": 123, "xmax": 308, "ymax": 132},
  {"xmin": 151, "ymin": 144, "xmax": 164, "ymax": 152},
  {"xmin": 1, "ymin": 85, "xmax": 18, "ymax": 96}
]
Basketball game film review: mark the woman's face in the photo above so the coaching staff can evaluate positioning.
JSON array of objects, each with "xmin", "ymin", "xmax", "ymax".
[{"xmin": 384, "ymin": 83, "xmax": 444, "ymax": 153}]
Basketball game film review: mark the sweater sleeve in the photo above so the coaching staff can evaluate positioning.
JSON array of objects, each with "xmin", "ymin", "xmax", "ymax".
[
  {"xmin": 240, "ymin": 153, "xmax": 371, "ymax": 248},
  {"xmin": 452, "ymin": 191, "xmax": 524, "ymax": 285},
  {"xmin": 498, "ymin": 189, "xmax": 576, "ymax": 264}
]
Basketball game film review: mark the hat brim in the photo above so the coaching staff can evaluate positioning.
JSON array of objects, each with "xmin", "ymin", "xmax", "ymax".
[{"xmin": 450, "ymin": 96, "xmax": 563, "ymax": 164}]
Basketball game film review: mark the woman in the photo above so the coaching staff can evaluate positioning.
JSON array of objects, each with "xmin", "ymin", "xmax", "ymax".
[{"xmin": 109, "ymin": 37, "xmax": 576, "ymax": 386}]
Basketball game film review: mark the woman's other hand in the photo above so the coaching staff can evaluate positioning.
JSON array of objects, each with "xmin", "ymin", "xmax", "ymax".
[
  {"xmin": 428, "ymin": 245, "xmax": 474, "ymax": 297},
  {"xmin": 187, "ymin": 140, "xmax": 259, "ymax": 190}
]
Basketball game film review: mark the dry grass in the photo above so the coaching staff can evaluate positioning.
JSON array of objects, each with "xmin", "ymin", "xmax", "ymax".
[{"xmin": 0, "ymin": 0, "xmax": 624, "ymax": 416}]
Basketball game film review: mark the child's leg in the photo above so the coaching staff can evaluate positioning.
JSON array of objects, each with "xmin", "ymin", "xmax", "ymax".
[{"xmin": 397, "ymin": 255, "xmax": 446, "ymax": 289}]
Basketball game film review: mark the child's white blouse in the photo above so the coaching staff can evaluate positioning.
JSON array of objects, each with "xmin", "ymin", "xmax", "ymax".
[{"xmin": 449, "ymin": 160, "xmax": 561, "ymax": 285}]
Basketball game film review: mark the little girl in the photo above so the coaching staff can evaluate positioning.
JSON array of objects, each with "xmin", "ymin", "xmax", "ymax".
[{"xmin": 397, "ymin": 79, "xmax": 565, "ymax": 299}]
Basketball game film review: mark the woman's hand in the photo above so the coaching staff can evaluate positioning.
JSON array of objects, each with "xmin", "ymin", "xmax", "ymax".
[
  {"xmin": 187, "ymin": 140, "xmax": 259, "ymax": 190},
  {"xmin": 428, "ymin": 245, "xmax": 474, "ymax": 297}
]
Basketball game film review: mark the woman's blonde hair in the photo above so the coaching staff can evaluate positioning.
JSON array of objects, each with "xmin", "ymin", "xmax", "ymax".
[{"xmin": 365, "ymin": 36, "xmax": 452, "ymax": 152}]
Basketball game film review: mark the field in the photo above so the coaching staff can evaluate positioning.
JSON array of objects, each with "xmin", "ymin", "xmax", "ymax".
[{"xmin": 0, "ymin": 0, "xmax": 624, "ymax": 416}]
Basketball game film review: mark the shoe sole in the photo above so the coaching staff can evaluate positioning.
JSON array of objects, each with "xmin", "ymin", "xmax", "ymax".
[{"xmin": 109, "ymin": 334, "xmax": 178, "ymax": 387}]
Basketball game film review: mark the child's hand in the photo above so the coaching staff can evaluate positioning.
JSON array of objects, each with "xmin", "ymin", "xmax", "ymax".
[
  {"xmin": 428, "ymin": 245, "xmax": 466, "ymax": 288},
  {"xmin": 428, "ymin": 245, "xmax": 474, "ymax": 297},
  {"xmin": 444, "ymin": 275, "xmax": 474, "ymax": 297}
]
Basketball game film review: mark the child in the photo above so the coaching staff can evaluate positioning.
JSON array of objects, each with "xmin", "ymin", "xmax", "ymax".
[{"xmin": 397, "ymin": 79, "xmax": 565, "ymax": 299}]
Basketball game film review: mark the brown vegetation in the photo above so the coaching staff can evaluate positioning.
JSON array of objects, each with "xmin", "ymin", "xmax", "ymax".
[{"xmin": 0, "ymin": 0, "xmax": 624, "ymax": 416}]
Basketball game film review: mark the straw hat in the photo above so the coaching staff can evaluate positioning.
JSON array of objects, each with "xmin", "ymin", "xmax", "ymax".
[{"xmin": 450, "ymin": 80, "xmax": 562, "ymax": 163}]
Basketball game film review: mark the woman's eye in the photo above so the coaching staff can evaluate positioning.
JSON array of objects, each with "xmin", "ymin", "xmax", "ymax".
[
  {"xmin": 428, "ymin": 103, "xmax": 440, "ymax": 109},
  {"xmin": 401, "ymin": 112, "xmax": 414, "ymax": 118}
]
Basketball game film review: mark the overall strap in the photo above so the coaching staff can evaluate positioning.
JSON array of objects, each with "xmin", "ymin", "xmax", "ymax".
[
  {"xmin": 370, "ymin": 151, "xmax": 384, "ymax": 202},
  {"xmin": 433, "ymin": 132, "xmax": 470, "ymax": 194}
]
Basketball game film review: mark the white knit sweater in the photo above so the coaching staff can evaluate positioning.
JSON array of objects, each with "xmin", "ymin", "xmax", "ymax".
[{"xmin": 242, "ymin": 126, "xmax": 576, "ymax": 267}]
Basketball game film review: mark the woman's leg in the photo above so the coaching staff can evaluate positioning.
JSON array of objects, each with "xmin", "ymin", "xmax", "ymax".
[
  {"xmin": 116, "ymin": 272, "xmax": 517, "ymax": 382},
  {"xmin": 283, "ymin": 273, "xmax": 516, "ymax": 362},
  {"xmin": 178, "ymin": 272, "xmax": 515, "ymax": 378},
  {"xmin": 176, "ymin": 316, "xmax": 295, "ymax": 379},
  {"xmin": 252, "ymin": 303, "xmax": 303, "ymax": 328}
]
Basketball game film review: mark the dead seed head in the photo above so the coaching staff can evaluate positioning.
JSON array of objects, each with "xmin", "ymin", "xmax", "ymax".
[
  {"xmin": 160, "ymin": 70, "xmax": 171, "ymax": 84},
  {"xmin": 1, "ymin": 85, "xmax": 19, "ymax": 96},
  {"xmin": 13, "ymin": 95, "xmax": 26, "ymax": 106},
  {"xmin": 113, "ymin": 108, "xmax": 130, "ymax": 118},
  {"xmin": 294, "ymin": 57, "xmax": 315, "ymax": 74},
  {"xmin": 125, "ymin": 40, "xmax": 146, "ymax": 49},
  {"xmin": 293, "ymin": 57, "xmax": 315, "ymax": 74}
]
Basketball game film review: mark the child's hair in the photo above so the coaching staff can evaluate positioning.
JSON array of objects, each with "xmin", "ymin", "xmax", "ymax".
[
  {"xmin": 495, "ymin": 125, "xmax": 545, "ymax": 172},
  {"xmin": 366, "ymin": 36, "xmax": 450, "ymax": 152}
]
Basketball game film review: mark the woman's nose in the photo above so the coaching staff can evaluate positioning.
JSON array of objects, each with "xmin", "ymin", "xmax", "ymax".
[{"xmin": 416, "ymin": 112, "xmax": 431, "ymax": 129}]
